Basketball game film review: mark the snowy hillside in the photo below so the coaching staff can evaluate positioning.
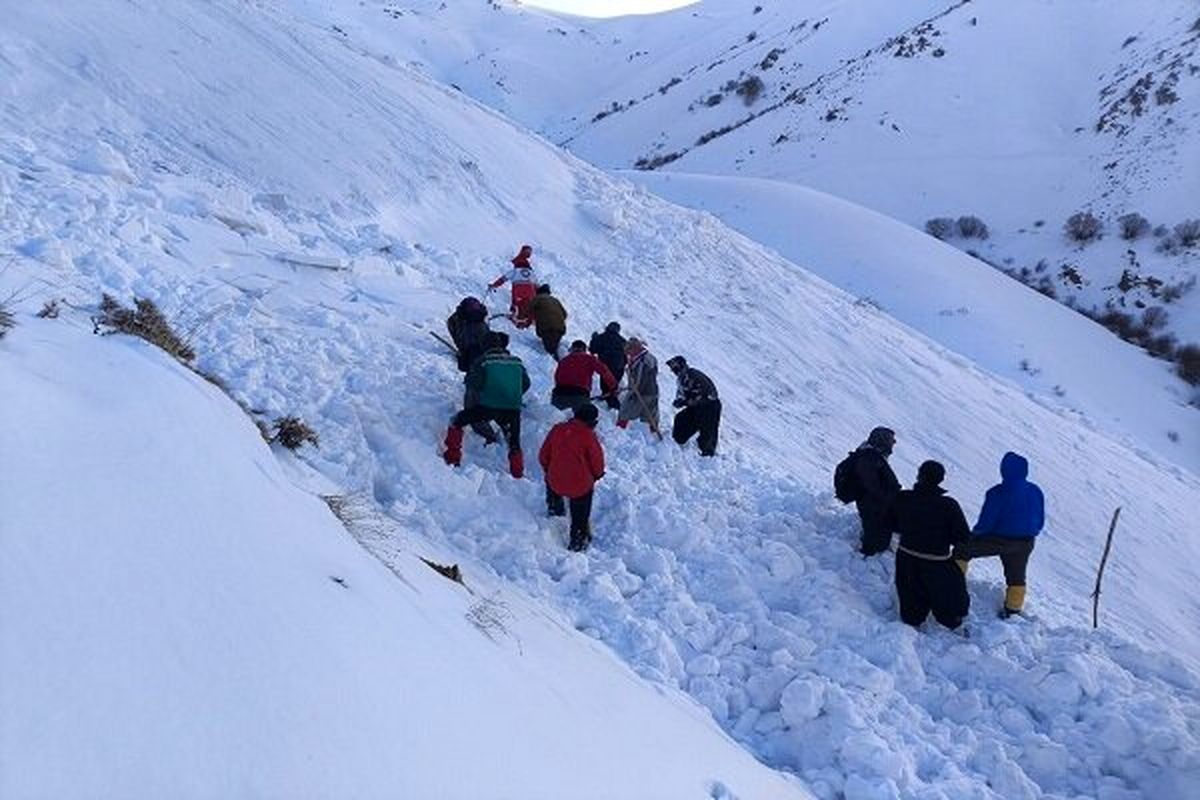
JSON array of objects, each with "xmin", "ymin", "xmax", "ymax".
[
  {"xmin": 0, "ymin": 320, "xmax": 804, "ymax": 799},
  {"xmin": 290, "ymin": 0, "xmax": 1200, "ymax": 468},
  {"xmin": 3, "ymin": 1, "xmax": 1200, "ymax": 798}
]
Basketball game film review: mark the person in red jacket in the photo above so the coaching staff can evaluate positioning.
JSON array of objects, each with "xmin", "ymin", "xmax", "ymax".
[
  {"xmin": 539, "ymin": 403, "xmax": 605, "ymax": 552},
  {"xmin": 488, "ymin": 244, "xmax": 537, "ymax": 328},
  {"xmin": 551, "ymin": 340, "xmax": 617, "ymax": 412}
]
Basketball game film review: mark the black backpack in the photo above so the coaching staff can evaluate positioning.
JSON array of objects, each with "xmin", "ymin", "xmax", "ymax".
[{"xmin": 833, "ymin": 450, "xmax": 862, "ymax": 504}]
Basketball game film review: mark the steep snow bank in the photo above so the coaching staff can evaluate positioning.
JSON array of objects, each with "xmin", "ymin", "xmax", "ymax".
[{"xmin": 0, "ymin": 318, "xmax": 808, "ymax": 800}]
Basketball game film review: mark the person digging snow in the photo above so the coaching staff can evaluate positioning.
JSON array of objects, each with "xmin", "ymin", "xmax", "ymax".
[
  {"xmin": 445, "ymin": 296, "xmax": 499, "ymax": 443},
  {"xmin": 589, "ymin": 322, "xmax": 627, "ymax": 406},
  {"xmin": 665, "ymin": 356, "xmax": 721, "ymax": 456},
  {"xmin": 488, "ymin": 244, "xmax": 537, "ymax": 328},
  {"xmin": 551, "ymin": 340, "xmax": 618, "ymax": 413},
  {"xmin": 617, "ymin": 337, "xmax": 659, "ymax": 433},
  {"xmin": 883, "ymin": 460, "xmax": 971, "ymax": 630},
  {"xmin": 443, "ymin": 331, "xmax": 531, "ymax": 478},
  {"xmin": 851, "ymin": 426, "xmax": 902, "ymax": 556},
  {"xmin": 539, "ymin": 402, "xmax": 605, "ymax": 552},
  {"xmin": 526, "ymin": 284, "xmax": 567, "ymax": 359},
  {"xmin": 953, "ymin": 451, "xmax": 1045, "ymax": 618}
]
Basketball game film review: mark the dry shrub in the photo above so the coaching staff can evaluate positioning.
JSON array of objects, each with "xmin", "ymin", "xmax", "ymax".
[
  {"xmin": 272, "ymin": 415, "xmax": 319, "ymax": 450},
  {"xmin": 95, "ymin": 293, "xmax": 195, "ymax": 362}
]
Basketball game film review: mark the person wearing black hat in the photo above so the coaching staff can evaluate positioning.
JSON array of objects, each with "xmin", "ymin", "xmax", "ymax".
[
  {"xmin": 883, "ymin": 460, "xmax": 971, "ymax": 630},
  {"xmin": 538, "ymin": 402, "xmax": 606, "ymax": 552},
  {"xmin": 589, "ymin": 322, "xmax": 627, "ymax": 405},
  {"xmin": 853, "ymin": 426, "xmax": 902, "ymax": 556},
  {"xmin": 665, "ymin": 355, "xmax": 721, "ymax": 456}
]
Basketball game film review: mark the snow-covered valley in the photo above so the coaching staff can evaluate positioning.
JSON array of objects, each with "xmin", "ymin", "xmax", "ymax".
[{"xmin": 2, "ymin": 1, "xmax": 1199, "ymax": 798}]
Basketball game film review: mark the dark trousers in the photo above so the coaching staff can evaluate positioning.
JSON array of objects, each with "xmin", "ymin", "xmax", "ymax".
[
  {"xmin": 672, "ymin": 399, "xmax": 721, "ymax": 456},
  {"xmin": 539, "ymin": 329, "xmax": 565, "ymax": 359},
  {"xmin": 453, "ymin": 406, "xmax": 521, "ymax": 454},
  {"xmin": 462, "ymin": 383, "xmax": 498, "ymax": 442},
  {"xmin": 857, "ymin": 501, "xmax": 892, "ymax": 556},
  {"xmin": 551, "ymin": 385, "xmax": 590, "ymax": 412},
  {"xmin": 895, "ymin": 550, "xmax": 969, "ymax": 629},
  {"xmin": 954, "ymin": 536, "xmax": 1035, "ymax": 586},
  {"xmin": 547, "ymin": 485, "xmax": 593, "ymax": 550}
]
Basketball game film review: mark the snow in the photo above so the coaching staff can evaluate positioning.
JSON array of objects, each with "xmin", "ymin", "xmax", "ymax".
[
  {"xmin": 3, "ymin": 1, "xmax": 1200, "ymax": 798},
  {"xmin": 0, "ymin": 319, "xmax": 806, "ymax": 800}
]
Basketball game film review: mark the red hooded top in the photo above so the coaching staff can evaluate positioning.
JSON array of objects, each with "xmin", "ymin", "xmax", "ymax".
[
  {"xmin": 539, "ymin": 419, "xmax": 605, "ymax": 498},
  {"xmin": 554, "ymin": 351, "xmax": 617, "ymax": 395}
]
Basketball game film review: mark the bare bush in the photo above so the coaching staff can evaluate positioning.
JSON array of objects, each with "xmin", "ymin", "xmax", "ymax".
[
  {"xmin": 1177, "ymin": 344, "xmax": 1200, "ymax": 386},
  {"xmin": 1174, "ymin": 219, "xmax": 1200, "ymax": 248},
  {"xmin": 1118, "ymin": 212, "xmax": 1151, "ymax": 240},
  {"xmin": 924, "ymin": 217, "xmax": 955, "ymax": 240},
  {"xmin": 956, "ymin": 215, "xmax": 989, "ymax": 240},
  {"xmin": 0, "ymin": 306, "xmax": 13, "ymax": 340},
  {"xmin": 1065, "ymin": 211, "xmax": 1103, "ymax": 243},
  {"xmin": 736, "ymin": 75, "xmax": 765, "ymax": 105},
  {"xmin": 271, "ymin": 416, "xmax": 319, "ymax": 450},
  {"xmin": 1161, "ymin": 276, "xmax": 1196, "ymax": 303},
  {"xmin": 95, "ymin": 294, "xmax": 196, "ymax": 362}
]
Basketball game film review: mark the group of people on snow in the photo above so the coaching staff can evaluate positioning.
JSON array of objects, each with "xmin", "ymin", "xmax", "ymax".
[
  {"xmin": 838, "ymin": 427, "xmax": 1046, "ymax": 627},
  {"xmin": 444, "ymin": 245, "xmax": 1044, "ymax": 629},
  {"xmin": 440, "ymin": 245, "xmax": 721, "ymax": 551}
]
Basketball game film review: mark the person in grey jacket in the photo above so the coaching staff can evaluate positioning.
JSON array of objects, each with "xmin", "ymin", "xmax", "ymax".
[{"xmin": 617, "ymin": 338, "xmax": 659, "ymax": 433}]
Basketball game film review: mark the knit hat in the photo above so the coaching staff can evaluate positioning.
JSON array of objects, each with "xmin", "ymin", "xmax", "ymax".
[
  {"xmin": 666, "ymin": 355, "xmax": 687, "ymax": 373},
  {"xmin": 486, "ymin": 331, "xmax": 510, "ymax": 350},
  {"xmin": 536, "ymin": 284, "xmax": 551, "ymax": 295},
  {"xmin": 574, "ymin": 402, "xmax": 599, "ymax": 428},
  {"xmin": 916, "ymin": 460, "xmax": 946, "ymax": 486},
  {"xmin": 570, "ymin": 339, "xmax": 587, "ymax": 352},
  {"xmin": 605, "ymin": 321, "xmax": 621, "ymax": 334}
]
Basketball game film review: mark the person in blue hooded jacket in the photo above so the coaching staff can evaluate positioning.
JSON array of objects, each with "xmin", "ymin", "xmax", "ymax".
[{"xmin": 953, "ymin": 452, "xmax": 1045, "ymax": 617}]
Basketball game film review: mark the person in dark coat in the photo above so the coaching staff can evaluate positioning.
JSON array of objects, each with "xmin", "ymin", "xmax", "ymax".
[
  {"xmin": 551, "ymin": 340, "xmax": 618, "ymax": 412},
  {"xmin": 589, "ymin": 322, "xmax": 627, "ymax": 407},
  {"xmin": 855, "ymin": 426, "xmax": 901, "ymax": 556},
  {"xmin": 446, "ymin": 297, "xmax": 497, "ymax": 443},
  {"xmin": 666, "ymin": 356, "xmax": 721, "ymax": 456},
  {"xmin": 884, "ymin": 460, "xmax": 971, "ymax": 630},
  {"xmin": 443, "ymin": 332, "xmax": 531, "ymax": 478},
  {"xmin": 446, "ymin": 296, "xmax": 491, "ymax": 373},
  {"xmin": 539, "ymin": 403, "xmax": 605, "ymax": 552},
  {"xmin": 953, "ymin": 452, "xmax": 1045, "ymax": 617},
  {"xmin": 526, "ymin": 284, "xmax": 567, "ymax": 360}
]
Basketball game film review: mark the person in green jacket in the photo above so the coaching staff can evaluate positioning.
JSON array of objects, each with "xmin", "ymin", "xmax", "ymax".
[{"xmin": 443, "ymin": 332, "xmax": 531, "ymax": 477}]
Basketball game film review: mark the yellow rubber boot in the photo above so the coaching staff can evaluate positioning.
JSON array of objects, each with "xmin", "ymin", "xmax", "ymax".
[
  {"xmin": 956, "ymin": 559, "xmax": 969, "ymax": 575},
  {"xmin": 1003, "ymin": 585, "xmax": 1027, "ymax": 617}
]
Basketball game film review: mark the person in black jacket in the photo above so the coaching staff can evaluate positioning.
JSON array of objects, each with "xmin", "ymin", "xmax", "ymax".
[
  {"xmin": 854, "ymin": 426, "xmax": 901, "ymax": 556},
  {"xmin": 589, "ymin": 322, "xmax": 626, "ymax": 408},
  {"xmin": 665, "ymin": 356, "xmax": 721, "ymax": 456},
  {"xmin": 883, "ymin": 460, "xmax": 971, "ymax": 630},
  {"xmin": 446, "ymin": 297, "xmax": 498, "ymax": 443}
]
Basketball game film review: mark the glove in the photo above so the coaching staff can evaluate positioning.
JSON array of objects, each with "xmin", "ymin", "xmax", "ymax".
[{"xmin": 673, "ymin": 399, "xmax": 686, "ymax": 409}]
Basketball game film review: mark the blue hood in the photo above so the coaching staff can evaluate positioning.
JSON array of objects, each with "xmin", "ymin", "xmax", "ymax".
[{"xmin": 1000, "ymin": 452, "xmax": 1029, "ymax": 482}]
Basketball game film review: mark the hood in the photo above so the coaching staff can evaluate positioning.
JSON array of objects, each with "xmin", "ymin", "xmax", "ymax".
[{"xmin": 1000, "ymin": 452, "xmax": 1029, "ymax": 482}]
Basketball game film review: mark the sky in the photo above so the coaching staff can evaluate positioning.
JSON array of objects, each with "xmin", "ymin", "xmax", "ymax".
[{"xmin": 522, "ymin": 0, "xmax": 697, "ymax": 17}]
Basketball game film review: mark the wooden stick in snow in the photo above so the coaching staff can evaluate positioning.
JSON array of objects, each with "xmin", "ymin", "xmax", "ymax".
[{"xmin": 1091, "ymin": 507, "xmax": 1122, "ymax": 629}]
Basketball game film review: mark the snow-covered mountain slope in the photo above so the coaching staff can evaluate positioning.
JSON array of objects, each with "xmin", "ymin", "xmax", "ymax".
[
  {"xmin": 3, "ymin": 1, "xmax": 1200, "ymax": 797},
  {"xmin": 628, "ymin": 171, "xmax": 1199, "ymax": 470},
  {"xmin": 0, "ymin": 320, "xmax": 806, "ymax": 800},
  {"xmin": 287, "ymin": 0, "xmax": 1200, "ymax": 474}
]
